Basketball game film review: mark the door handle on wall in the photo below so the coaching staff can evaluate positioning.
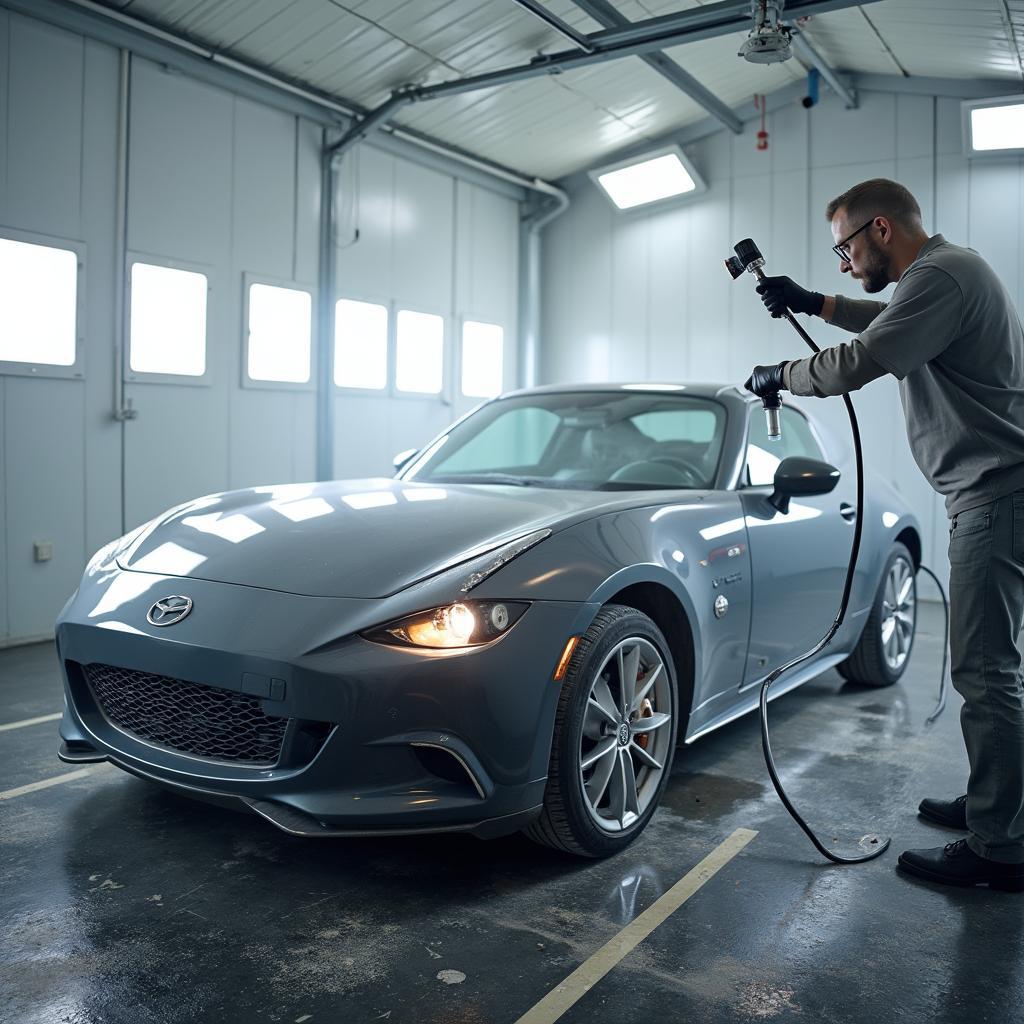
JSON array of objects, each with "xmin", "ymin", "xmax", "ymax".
[{"xmin": 840, "ymin": 502, "xmax": 857, "ymax": 522}]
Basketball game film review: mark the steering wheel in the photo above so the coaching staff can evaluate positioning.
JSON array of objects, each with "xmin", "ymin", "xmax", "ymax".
[
  {"xmin": 608, "ymin": 456, "xmax": 706, "ymax": 487},
  {"xmin": 646, "ymin": 455, "xmax": 706, "ymax": 487}
]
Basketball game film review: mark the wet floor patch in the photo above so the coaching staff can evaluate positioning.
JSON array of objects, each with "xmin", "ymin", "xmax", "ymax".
[{"xmin": 660, "ymin": 771, "xmax": 767, "ymax": 817}]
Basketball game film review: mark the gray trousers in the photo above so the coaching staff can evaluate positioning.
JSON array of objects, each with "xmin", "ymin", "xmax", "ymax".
[{"xmin": 948, "ymin": 490, "xmax": 1024, "ymax": 863}]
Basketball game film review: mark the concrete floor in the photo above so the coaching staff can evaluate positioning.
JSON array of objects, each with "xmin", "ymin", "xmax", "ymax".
[{"xmin": 2, "ymin": 603, "xmax": 1021, "ymax": 1024}]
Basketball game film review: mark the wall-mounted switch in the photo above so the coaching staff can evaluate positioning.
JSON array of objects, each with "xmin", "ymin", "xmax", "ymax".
[{"xmin": 34, "ymin": 542, "xmax": 53, "ymax": 563}]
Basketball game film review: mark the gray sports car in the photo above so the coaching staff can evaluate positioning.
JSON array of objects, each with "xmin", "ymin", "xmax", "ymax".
[{"xmin": 56, "ymin": 383, "xmax": 921, "ymax": 856}]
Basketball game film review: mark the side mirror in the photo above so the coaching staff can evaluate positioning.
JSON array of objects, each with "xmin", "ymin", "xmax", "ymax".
[
  {"xmin": 768, "ymin": 456, "xmax": 840, "ymax": 514},
  {"xmin": 392, "ymin": 448, "xmax": 418, "ymax": 474}
]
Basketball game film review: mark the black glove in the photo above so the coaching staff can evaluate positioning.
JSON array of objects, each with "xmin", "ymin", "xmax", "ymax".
[
  {"xmin": 755, "ymin": 275, "xmax": 824, "ymax": 318},
  {"xmin": 744, "ymin": 362, "xmax": 788, "ymax": 398}
]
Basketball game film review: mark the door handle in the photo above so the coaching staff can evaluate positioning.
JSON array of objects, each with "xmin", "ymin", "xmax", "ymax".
[{"xmin": 840, "ymin": 502, "xmax": 857, "ymax": 522}]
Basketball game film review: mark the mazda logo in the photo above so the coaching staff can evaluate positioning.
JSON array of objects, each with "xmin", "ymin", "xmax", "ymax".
[{"xmin": 147, "ymin": 595, "xmax": 193, "ymax": 627}]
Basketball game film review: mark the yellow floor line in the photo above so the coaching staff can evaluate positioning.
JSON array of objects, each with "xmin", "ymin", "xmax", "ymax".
[
  {"xmin": 0, "ymin": 764, "xmax": 110, "ymax": 801},
  {"xmin": 514, "ymin": 827, "xmax": 759, "ymax": 1024},
  {"xmin": 0, "ymin": 712, "xmax": 62, "ymax": 732}
]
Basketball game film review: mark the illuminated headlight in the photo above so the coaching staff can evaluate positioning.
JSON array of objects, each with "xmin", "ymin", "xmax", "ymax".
[{"xmin": 364, "ymin": 600, "xmax": 529, "ymax": 649}]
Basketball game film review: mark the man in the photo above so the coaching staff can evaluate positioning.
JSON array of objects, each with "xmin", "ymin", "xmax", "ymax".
[{"xmin": 745, "ymin": 177, "xmax": 1024, "ymax": 891}]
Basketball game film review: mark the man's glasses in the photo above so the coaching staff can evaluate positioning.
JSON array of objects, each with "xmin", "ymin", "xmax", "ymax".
[{"xmin": 832, "ymin": 218, "xmax": 875, "ymax": 263}]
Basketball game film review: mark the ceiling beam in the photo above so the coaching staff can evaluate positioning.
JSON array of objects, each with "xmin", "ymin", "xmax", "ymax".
[
  {"xmin": 511, "ymin": 0, "xmax": 595, "ymax": 52},
  {"xmin": 409, "ymin": 0, "xmax": 882, "ymax": 103},
  {"xmin": 997, "ymin": 0, "xmax": 1024, "ymax": 86},
  {"xmin": 568, "ymin": 0, "xmax": 743, "ymax": 134},
  {"xmin": 328, "ymin": 89, "xmax": 415, "ymax": 161},
  {"xmin": 333, "ymin": 0, "xmax": 879, "ymax": 163},
  {"xmin": 791, "ymin": 32, "xmax": 857, "ymax": 108}
]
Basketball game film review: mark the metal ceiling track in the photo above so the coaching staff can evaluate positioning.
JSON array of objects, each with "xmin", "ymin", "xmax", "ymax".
[
  {"xmin": 329, "ymin": 0, "xmax": 880, "ymax": 161},
  {"xmin": 563, "ymin": 0, "xmax": 743, "ymax": 135}
]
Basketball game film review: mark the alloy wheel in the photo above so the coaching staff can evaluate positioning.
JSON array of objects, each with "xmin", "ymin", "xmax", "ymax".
[
  {"xmin": 578, "ymin": 636, "xmax": 673, "ymax": 833},
  {"xmin": 880, "ymin": 555, "xmax": 915, "ymax": 672}
]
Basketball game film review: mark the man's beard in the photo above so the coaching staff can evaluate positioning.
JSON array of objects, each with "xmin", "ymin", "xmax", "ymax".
[{"xmin": 856, "ymin": 237, "xmax": 892, "ymax": 293}]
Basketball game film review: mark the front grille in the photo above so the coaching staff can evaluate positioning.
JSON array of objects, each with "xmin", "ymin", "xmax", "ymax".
[{"xmin": 83, "ymin": 663, "xmax": 288, "ymax": 766}]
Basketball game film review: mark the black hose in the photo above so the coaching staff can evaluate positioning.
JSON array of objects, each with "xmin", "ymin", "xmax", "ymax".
[
  {"xmin": 917, "ymin": 564, "xmax": 950, "ymax": 727},
  {"xmin": 738, "ymin": 249, "xmax": 951, "ymax": 864},
  {"xmin": 757, "ymin": 302, "xmax": 890, "ymax": 864}
]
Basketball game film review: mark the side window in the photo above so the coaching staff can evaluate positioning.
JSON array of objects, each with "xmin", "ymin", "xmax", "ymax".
[
  {"xmin": 0, "ymin": 236, "xmax": 79, "ymax": 370},
  {"xmin": 461, "ymin": 320, "xmax": 504, "ymax": 399},
  {"xmin": 246, "ymin": 282, "xmax": 312, "ymax": 385},
  {"xmin": 335, "ymin": 299, "xmax": 387, "ymax": 389},
  {"xmin": 129, "ymin": 262, "xmax": 208, "ymax": 377},
  {"xmin": 433, "ymin": 407, "xmax": 559, "ymax": 474},
  {"xmin": 745, "ymin": 407, "xmax": 825, "ymax": 486},
  {"xmin": 395, "ymin": 309, "xmax": 444, "ymax": 395}
]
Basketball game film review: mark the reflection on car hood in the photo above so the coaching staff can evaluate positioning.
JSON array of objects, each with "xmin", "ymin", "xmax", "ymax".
[{"xmin": 118, "ymin": 479, "xmax": 704, "ymax": 598}]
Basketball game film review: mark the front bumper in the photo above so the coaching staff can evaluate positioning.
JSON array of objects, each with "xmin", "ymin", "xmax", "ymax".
[{"xmin": 57, "ymin": 570, "xmax": 589, "ymax": 839}]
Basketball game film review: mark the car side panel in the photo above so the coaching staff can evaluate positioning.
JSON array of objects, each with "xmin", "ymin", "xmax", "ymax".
[{"xmin": 473, "ymin": 495, "xmax": 754, "ymax": 731}]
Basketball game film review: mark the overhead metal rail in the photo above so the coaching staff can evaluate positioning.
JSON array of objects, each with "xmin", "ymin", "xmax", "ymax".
[
  {"xmin": 511, "ymin": 0, "xmax": 595, "ymax": 52},
  {"xmin": 566, "ymin": 0, "xmax": 743, "ymax": 135},
  {"xmin": 329, "ymin": 0, "xmax": 881, "ymax": 160}
]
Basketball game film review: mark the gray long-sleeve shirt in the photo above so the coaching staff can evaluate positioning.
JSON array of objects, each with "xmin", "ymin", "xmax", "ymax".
[{"xmin": 783, "ymin": 234, "xmax": 1024, "ymax": 516}]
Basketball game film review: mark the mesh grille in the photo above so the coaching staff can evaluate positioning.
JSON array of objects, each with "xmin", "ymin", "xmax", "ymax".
[{"xmin": 83, "ymin": 663, "xmax": 288, "ymax": 766}]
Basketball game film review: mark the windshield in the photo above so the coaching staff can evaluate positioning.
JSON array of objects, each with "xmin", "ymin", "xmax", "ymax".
[{"xmin": 401, "ymin": 391, "xmax": 727, "ymax": 490}]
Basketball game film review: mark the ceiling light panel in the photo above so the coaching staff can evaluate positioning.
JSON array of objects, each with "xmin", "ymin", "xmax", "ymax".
[{"xmin": 589, "ymin": 145, "xmax": 706, "ymax": 211}]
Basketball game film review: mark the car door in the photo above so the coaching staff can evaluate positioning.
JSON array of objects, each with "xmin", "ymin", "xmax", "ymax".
[{"xmin": 738, "ymin": 405, "xmax": 855, "ymax": 689}]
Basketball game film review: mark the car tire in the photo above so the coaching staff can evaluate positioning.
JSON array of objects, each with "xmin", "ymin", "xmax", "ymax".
[
  {"xmin": 837, "ymin": 542, "xmax": 916, "ymax": 688},
  {"xmin": 523, "ymin": 604, "xmax": 679, "ymax": 857}
]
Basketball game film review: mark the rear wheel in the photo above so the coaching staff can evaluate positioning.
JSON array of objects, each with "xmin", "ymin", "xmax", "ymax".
[
  {"xmin": 838, "ymin": 542, "xmax": 916, "ymax": 687},
  {"xmin": 524, "ymin": 605, "xmax": 678, "ymax": 857}
]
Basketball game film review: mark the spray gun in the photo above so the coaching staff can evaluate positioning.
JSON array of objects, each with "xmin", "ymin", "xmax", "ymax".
[{"xmin": 725, "ymin": 239, "xmax": 783, "ymax": 440}]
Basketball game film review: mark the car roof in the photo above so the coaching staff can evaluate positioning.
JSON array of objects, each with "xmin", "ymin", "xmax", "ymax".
[{"xmin": 498, "ymin": 382, "xmax": 758, "ymax": 403}]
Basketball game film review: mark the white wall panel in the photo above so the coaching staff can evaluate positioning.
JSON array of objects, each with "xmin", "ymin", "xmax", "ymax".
[
  {"xmin": 4, "ymin": 379, "xmax": 86, "ymax": 640},
  {"xmin": 123, "ymin": 61, "xmax": 234, "ymax": 522},
  {"xmin": 80, "ymin": 39, "xmax": 123, "ymax": 563},
  {"xmin": 231, "ymin": 99, "xmax": 297, "ymax": 282},
  {"xmin": 230, "ymin": 392, "xmax": 301, "ymax": 490},
  {"xmin": 542, "ymin": 86, "xmax": 1024, "ymax": 602},
  {"xmin": 1, "ymin": 14, "xmax": 97, "ymax": 641},
  {"xmin": 451, "ymin": 179, "xmax": 519, "ymax": 421},
  {"xmin": 683, "ymin": 131, "xmax": 732, "ymax": 383},
  {"xmin": 127, "ymin": 60, "xmax": 233, "ymax": 264},
  {"xmin": 5, "ymin": 15, "xmax": 83, "ymax": 237},
  {"xmin": 333, "ymin": 152, "xmax": 519, "ymax": 481},
  {"xmin": 295, "ymin": 119, "xmax": 322, "ymax": 288},
  {"xmin": 227, "ymin": 98, "xmax": 318, "ymax": 493},
  {"xmin": 336, "ymin": 145, "xmax": 394, "ymax": 300},
  {"xmin": 609, "ymin": 213, "xmax": 649, "ymax": 381},
  {"xmin": 543, "ymin": 181, "xmax": 613, "ymax": 384},
  {"xmin": 646, "ymin": 204, "xmax": 689, "ymax": 383},
  {"xmin": 810, "ymin": 91, "xmax": 898, "ymax": 171},
  {"xmin": 970, "ymin": 162, "xmax": 1021, "ymax": 308},
  {"xmin": 393, "ymin": 160, "xmax": 454, "ymax": 313}
]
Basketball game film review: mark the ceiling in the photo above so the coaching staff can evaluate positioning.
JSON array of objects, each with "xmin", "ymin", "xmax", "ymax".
[{"xmin": 93, "ymin": 0, "xmax": 1024, "ymax": 180}]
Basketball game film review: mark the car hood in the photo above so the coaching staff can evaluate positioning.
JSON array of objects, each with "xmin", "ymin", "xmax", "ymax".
[{"xmin": 117, "ymin": 478, "xmax": 703, "ymax": 598}]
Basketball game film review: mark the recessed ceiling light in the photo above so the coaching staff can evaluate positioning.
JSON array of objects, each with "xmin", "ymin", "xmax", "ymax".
[{"xmin": 590, "ymin": 146, "xmax": 706, "ymax": 211}]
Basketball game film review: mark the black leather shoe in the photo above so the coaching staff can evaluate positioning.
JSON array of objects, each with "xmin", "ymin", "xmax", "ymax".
[
  {"xmin": 898, "ymin": 839, "xmax": 1024, "ymax": 891},
  {"xmin": 918, "ymin": 794, "xmax": 967, "ymax": 829}
]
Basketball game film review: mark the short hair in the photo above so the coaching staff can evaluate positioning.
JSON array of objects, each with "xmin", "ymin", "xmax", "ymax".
[{"xmin": 825, "ymin": 178, "xmax": 922, "ymax": 229}]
